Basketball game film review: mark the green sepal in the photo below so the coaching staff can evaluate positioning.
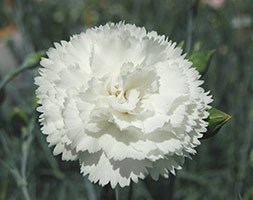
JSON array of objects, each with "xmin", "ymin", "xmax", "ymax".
[
  {"xmin": 178, "ymin": 40, "xmax": 185, "ymax": 49},
  {"xmin": 201, "ymin": 108, "xmax": 231, "ymax": 139},
  {"xmin": 189, "ymin": 49, "xmax": 215, "ymax": 74},
  {"xmin": 23, "ymin": 50, "xmax": 46, "ymax": 69}
]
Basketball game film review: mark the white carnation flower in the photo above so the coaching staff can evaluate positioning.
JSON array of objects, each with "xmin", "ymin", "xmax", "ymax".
[{"xmin": 35, "ymin": 22, "xmax": 212, "ymax": 188}]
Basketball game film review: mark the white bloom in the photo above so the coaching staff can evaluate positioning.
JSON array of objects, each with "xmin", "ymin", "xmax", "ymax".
[{"xmin": 35, "ymin": 22, "xmax": 212, "ymax": 188}]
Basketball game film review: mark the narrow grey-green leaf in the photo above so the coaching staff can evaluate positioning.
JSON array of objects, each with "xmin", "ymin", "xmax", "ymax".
[{"xmin": 201, "ymin": 108, "xmax": 231, "ymax": 139}]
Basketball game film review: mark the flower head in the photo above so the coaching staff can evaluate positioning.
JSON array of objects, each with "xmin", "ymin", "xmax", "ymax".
[{"xmin": 35, "ymin": 22, "xmax": 212, "ymax": 188}]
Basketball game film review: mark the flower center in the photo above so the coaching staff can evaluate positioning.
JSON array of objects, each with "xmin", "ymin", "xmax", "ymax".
[
  {"xmin": 104, "ymin": 75, "xmax": 142, "ymax": 114},
  {"xmin": 106, "ymin": 76, "xmax": 126, "ymax": 99},
  {"xmin": 110, "ymin": 84, "xmax": 121, "ymax": 97}
]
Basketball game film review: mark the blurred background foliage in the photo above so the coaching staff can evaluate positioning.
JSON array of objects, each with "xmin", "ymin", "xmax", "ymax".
[{"xmin": 0, "ymin": 0, "xmax": 252, "ymax": 199}]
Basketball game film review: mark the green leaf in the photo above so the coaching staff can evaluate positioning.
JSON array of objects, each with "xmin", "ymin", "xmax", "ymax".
[
  {"xmin": 201, "ymin": 108, "xmax": 231, "ymax": 139},
  {"xmin": 189, "ymin": 49, "xmax": 215, "ymax": 74}
]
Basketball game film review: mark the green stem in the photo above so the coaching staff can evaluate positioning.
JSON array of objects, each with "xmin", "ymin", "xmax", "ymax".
[
  {"xmin": 7, "ymin": 166, "xmax": 31, "ymax": 200},
  {"xmin": 84, "ymin": 178, "xmax": 96, "ymax": 200},
  {"xmin": 167, "ymin": 174, "xmax": 175, "ymax": 200},
  {"xmin": 114, "ymin": 184, "xmax": 132, "ymax": 200},
  {"xmin": 115, "ymin": 187, "xmax": 120, "ymax": 200},
  {"xmin": 0, "ymin": 115, "xmax": 35, "ymax": 200},
  {"xmin": 186, "ymin": 3, "xmax": 193, "ymax": 53},
  {"xmin": 128, "ymin": 182, "xmax": 132, "ymax": 200},
  {"xmin": 21, "ymin": 185, "xmax": 31, "ymax": 200},
  {"xmin": 21, "ymin": 117, "xmax": 35, "ymax": 178},
  {"xmin": 19, "ymin": 117, "xmax": 35, "ymax": 200},
  {"xmin": 186, "ymin": 0, "xmax": 199, "ymax": 53},
  {"xmin": 0, "ymin": 51, "xmax": 45, "ymax": 91}
]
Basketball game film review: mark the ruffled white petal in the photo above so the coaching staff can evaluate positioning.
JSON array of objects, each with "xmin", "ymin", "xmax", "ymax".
[{"xmin": 35, "ymin": 22, "xmax": 213, "ymax": 188}]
